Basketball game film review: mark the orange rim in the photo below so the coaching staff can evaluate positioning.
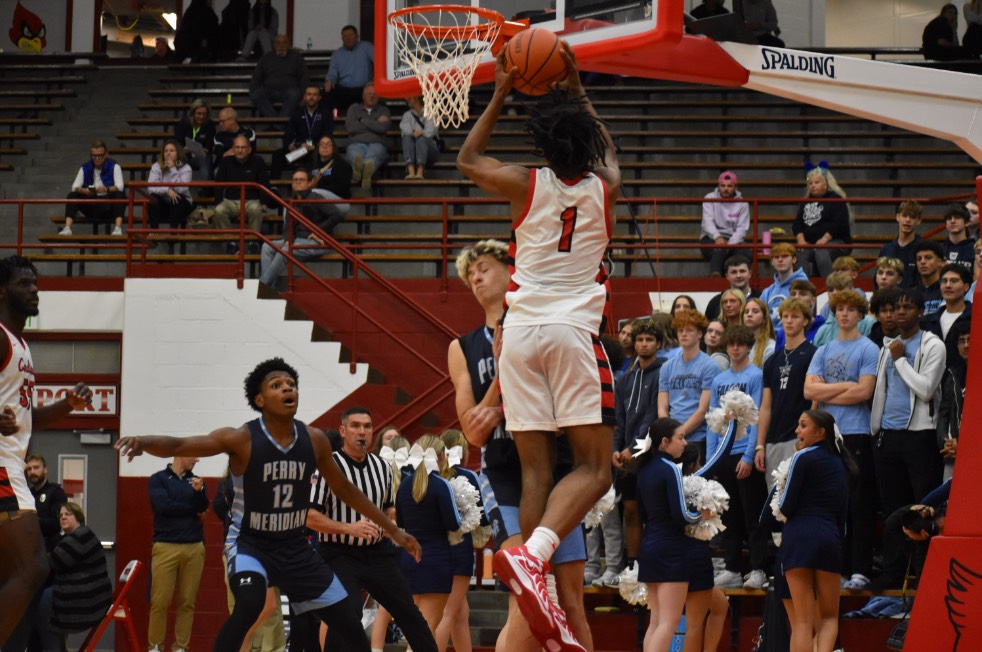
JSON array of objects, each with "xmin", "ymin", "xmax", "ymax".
[{"xmin": 388, "ymin": 4, "xmax": 505, "ymax": 39}]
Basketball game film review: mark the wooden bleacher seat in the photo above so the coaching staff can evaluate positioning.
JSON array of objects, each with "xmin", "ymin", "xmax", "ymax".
[{"xmin": 0, "ymin": 75, "xmax": 86, "ymax": 86}]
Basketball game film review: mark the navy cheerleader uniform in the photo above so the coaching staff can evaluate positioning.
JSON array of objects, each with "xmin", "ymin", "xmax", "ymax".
[
  {"xmin": 396, "ymin": 471, "xmax": 462, "ymax": 594},
  {"xmin": 685, "ymin": 420, "xmax": 737, "ymax": 591},
  {"xmin": 776, "ymin": 445, "xmax": 848, "ymax": 576},
  {"xmin": 637, "ymin": 453, "xmax": 703, "ymax": 584}
]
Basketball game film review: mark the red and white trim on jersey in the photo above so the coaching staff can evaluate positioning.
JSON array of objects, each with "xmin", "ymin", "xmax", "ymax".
[
  {"xmin": 0, "ymin": 320, "xmax": 34, "ymax": 494},
  {"xmin": 504, "ymin": 167, "xmax": 612, "ymax": 335}
]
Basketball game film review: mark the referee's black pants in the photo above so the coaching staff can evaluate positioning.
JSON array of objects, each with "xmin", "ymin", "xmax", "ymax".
[{"xmin": 320, "ymin": 541, "xmax": 437, "ymax": 652}]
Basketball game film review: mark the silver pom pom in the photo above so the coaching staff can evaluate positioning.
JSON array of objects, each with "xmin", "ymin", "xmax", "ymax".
[
  {"xmin": 706, "ymin": 389, "xmax": 759, "ymax": 440},
  {"xmin": 770, "ymin": 457, "xmax": 793, "ymax": 523},
  {"xmin": 617, "ymin": 561, "xmax": 647, "ymax": 606},
  {"xmin": 448, "ymin": 475, "xmax": 483, "ymax": 545},
  {"xmin": 682, "ymin": 475, "xmax": 730, "ymax": 541},
  {"xmin": 583, "ymin": 484, "xmax": 617, "ymax": 529}
]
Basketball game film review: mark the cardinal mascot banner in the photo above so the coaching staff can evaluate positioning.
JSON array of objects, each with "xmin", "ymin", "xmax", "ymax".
[
  {"xmin": 2, "ymin": 0, "xmax": 66, "ymax": 54},
  {"xmin": 905, "ymin": 177, "xmax": 982, "ymax": 650}
]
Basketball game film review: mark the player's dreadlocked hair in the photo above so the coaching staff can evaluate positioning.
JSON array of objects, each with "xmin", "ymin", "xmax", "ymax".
[
  {"xmin": 0, "ymin": 256, "xmax": 38, "ymax": 287},
  {"xmin": 526, "ymin": 90, "xmax": 609, "ymax": 180},
  {"xmin": 244, "ymin": 357, "xmax": 299, "ymax": 411}
]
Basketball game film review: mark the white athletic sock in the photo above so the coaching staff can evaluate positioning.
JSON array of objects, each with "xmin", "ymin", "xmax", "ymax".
[{"xmin": 525, "ymin": 526, "xmax": 561, "ymax": 562}]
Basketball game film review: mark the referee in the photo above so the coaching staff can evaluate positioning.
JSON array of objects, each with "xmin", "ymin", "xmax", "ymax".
[{"xmin": 307, "ymin": 407, "xmax": 437, "ymax": 652}]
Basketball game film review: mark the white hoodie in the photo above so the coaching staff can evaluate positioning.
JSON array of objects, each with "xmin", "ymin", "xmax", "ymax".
[{"xmin": 700, "ymin": 188, "xmax": 750, "ymax": 243}]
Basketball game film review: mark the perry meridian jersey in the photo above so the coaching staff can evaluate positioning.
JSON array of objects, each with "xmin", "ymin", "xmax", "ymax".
[
  {"xmin": 226, "ymin": 418, "xmax": 315, "ymax": 549},
  {"xmin": 505, "ymin": 167, "xmax": 612, "ymax": 334},
  {"xmin": 0, "ymin": 320, "xmax": 35, "ymax": 467}
]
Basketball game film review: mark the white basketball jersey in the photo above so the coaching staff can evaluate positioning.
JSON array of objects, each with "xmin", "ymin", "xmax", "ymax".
[
  {"xmin": 0, "ymin": 320, "xmax": 35, "ymax": 467},
  {"xmin": 504, "ymin": 167, "xmax": 612, "ymax": 334}
]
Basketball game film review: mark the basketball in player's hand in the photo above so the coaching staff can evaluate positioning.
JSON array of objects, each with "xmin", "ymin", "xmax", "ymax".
[{"xmin": 503, "ymin": 28, "xmax": 568, "ymax": 96}]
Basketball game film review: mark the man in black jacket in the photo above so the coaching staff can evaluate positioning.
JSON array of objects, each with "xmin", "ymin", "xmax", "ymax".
[
  {"xmin": 213, "ymin": 136, "xmax": 271, "ymax": 253},
  {"xmin": 259, "ymin": 168, "xmax": 348, "ymax": 291},
  {"xmin": 25, "ymin": 455, "xmax": 67, "ymax": 554},
  {"xmin": 249, "ymin": 34, "xmax": 309, "ymax": 119},
  {"xmin": 270, "ymin": 85, "xmax": 333, "ymax": 180}
]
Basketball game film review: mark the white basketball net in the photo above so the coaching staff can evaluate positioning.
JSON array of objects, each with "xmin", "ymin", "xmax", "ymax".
[{"xmin": 390, "ymin": 7, "xmax": 503, "ymax": 129}]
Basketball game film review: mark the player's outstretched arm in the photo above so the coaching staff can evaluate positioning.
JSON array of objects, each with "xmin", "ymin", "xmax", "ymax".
[
  {"xmin": 115, "ymin": 427, "xmax": 241, "ymax": 462},
  {"xmin": 33, "ymin": 382, "xmax": 93, "ymax": 431},
  {"xmin": 448, "ymin": 339, "xmax": 502, "ymax": 447},
  {"xmin": 309, "ymin": 426, "xmax": 422, "ymax": 561},
  {"xmin": 456, "ymin": 51, "xmax": 528, "ymax": 204}
]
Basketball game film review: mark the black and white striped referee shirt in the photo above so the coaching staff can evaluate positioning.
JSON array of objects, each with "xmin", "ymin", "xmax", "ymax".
[{"xmin": 309, "ymin": 448, "xmax": 394, "ymax": 546}]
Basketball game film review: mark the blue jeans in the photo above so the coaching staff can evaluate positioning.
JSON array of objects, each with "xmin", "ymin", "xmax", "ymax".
[
  {"xmin": 260, "ymin": 237, "xmax": 328, "ymax": 290},
  {"xmin": 401, "ymin": 135, "xmax": 440, "ymax": 168},
  {"xmin": 345, "ymin": 142, "xmax": 389, "ymax": 173},
  {"xmin": 250, "ymin": 85, "xmax": 302, "ymax": 119}
]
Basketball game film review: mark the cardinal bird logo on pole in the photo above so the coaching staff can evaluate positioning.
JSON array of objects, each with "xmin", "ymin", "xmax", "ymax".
[
  {"xmin": 8, "ymin": 1, "xmax": 47, "ymax": 53},
  {"xmin": 946, "ymin": 558, "xmax": 982, "ymax": 651}
]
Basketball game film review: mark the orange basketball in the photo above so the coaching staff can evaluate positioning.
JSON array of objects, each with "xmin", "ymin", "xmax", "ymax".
[{"xmin": 503, "ymin": 28, "xmax": 567, "ymax": 96}]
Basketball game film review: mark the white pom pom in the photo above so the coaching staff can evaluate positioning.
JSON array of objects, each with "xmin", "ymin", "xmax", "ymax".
[
  {"xmin": 682, "ymin": 475, "xmax": 730, "ymax": 541},
  {"xmin": 448, "ymin": 475, "xmax": 483, "ymax": 545},
  {"xmin": 470, "ymin": 524, "xmax": 492, "ymax": 549},
  {"xmin": 770, "ymin": 457, "xmax": 793, "ymax": 523},
  {"xmin": 583, "ymin": 484, "xmax": 617, "ymax": 529},
  {"xmin": 617, "ymin": 561, "xmax": 647, "ymax": 606},
  {"xmin": 706, "ymin": 389, "xmax": 759, "ymax": 440}
]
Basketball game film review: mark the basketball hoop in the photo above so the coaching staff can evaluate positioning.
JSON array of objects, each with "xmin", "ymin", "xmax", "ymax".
[{"xmin": 388, "ymin": 5, "xmax": 506, "ymax": 128}]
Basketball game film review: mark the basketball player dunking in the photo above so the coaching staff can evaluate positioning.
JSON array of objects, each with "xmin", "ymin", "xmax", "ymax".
[
  {"xmin": 115, "ymin": 358, "xmax": 422, "ymax": 652},
  {"xmin": 457, "ymin": 44, "xmax": 620, "ymax": 652},
  {"xmin": 0, "ymin": 256, "xmax": 92, "ymax": 648}
]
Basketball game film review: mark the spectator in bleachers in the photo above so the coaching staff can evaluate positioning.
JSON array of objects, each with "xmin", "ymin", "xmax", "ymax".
[
  {"xmin": 941, "ymin": 203, "xmax": 976, "ymax": 272},
  {"xmin": 218, "ymin": 0, "xmax": 250, "ymax": 60},
  {"xmin": 173, "ymin": 99, "xmax": 216, "ymax": 181},
  {"xmin": 615, "ymin": 318, "xmax": 637, "ymax": 379},
  {"xmin": 870, "ymin": 287, "xmax": 946, "ymax": 519},
  {"xmin": 698, "ymin": 171, "xmax": 749, "ymax": 278},
  {"xmin": 38, "ymin": 503, "xmax": 112, "ymax": 646},
  {"xmin": 237, "ymin": 0, "xmax": 278, "ymax": 60},
  {"xmin": 612, "ymin": 319, "xmax": 666, "ymax": 586},
  {"xmin": 923, "ymin": 3, "xmax": 976, "ymax": 60},
  {"xmin": 651, "ymin": 311, "xmax": 681, "ymax": 358},
  {"xmin": 670, "ymin": 295, "xmax": 697, "ymax": 317},
  {"xmin": 25, "ymin": 455, "xmax": 67, "ymax": 554},
  {"xmin": 813, "ymin": 272, "xmax": 876, "ymax": 346},
  {"xmin": 937, "ymin": 320, "xmax": 968, "ymax": 481},
  {"xmin": 703, "ymin": 320, "xmax": 729, "ymax": 370},
  {"xmin": 756, "ymin": 297, "xmax": 817, "ymax": 487},
  {"xmin": 793, "ymin": 165, "xmax": 851, "ymax": 279},
  {"xmin": 739, "ymin": 0, "xmax": 784, "ymax": 47},
  {"xmin": 875, "ymin": 256, "xmax": 905, "ymax": 292},
  {"xmin": 817, "ymin": 256, "xmax": 859, "ymax": 321},
  {"xmin": 260, "ymin": 168, "xmax": 348, "ymax": 292},
  {"xmin": 152, "ymin": 37, "xmax": 174, "ymax": 60},
  {"xmin": 271, "ymin": 85, "xmax": 333, "ymax": 180},
  {"xmin": 759, "ymin": 243, "xmax": 808, "ymax": 319},
  {"xmin": 966, "ymin": 196, "xmax": 979, "ymax": 238},
  {"xmin": 879, "ymin": 199, "xmax": 924, "ymax": 288},
  {"xmin": 400, "ymin": 96, "xmax": 440, "ymax": 180},
  {"xmin": 146, "ymin": 140, "xmax": 193, "ymax": 232},
  {"xmin": 61, "ymin": 140, "xmax": 125, "ymax": 236},
  {"xmin": 307, "ymin": 136, "xmax": 353, "ymax": 200},
  {"xmin": 922, "ymin": 263, "xmax": 972, "ymax": 367},
  {"xmin": 213, "ymin": 135, "xmax": 271, "ymax": 254},
  {"xmin": 804, "ymin": 289, "xmax": 880, "ymax": 591},
  {"xmin": 345, "ymin": 83, "xmax": 391, "ymax": 190},
  {"xmin": 213, "ymin": 107, "xmax": 256, "ymax": 171},
  {"xmin": 249, "ymin": 34, "xmax": 309, "ymax": 119},
  {"xmin": 966, "ymin": 0, "xmax": 982, "ymax": 55},
  {"xmin": 690, "ymin": 0, "xmax": 729, "ymax": 19},
  {"xmin": 657, "ymin": 310, "xmax": 719, "ymax": 459},
  {"xmin": 971, "ymin": 238, "xmax": 982, "ymax": 296},
  {"xmin": 742, "ymin": 297, "xmax": 776, "ymax": 367},
  {"xmin": 773, "ymin": 279, "xmax": 824, "ymax": 350},
  {"xmin": 704, "ymin": 254, "xmax": 758, "ymax": 321},
  {"xmin": 173, "ymin": 0, "xmax": 219, "ymax": 63},
  {"xmin": 324, "ymin": 25, "xmax": 375, "ymax": 116},
  {"xmin": 706, "ymin": 325, "xmax": 768, "ymax": 591},
  {"xmin": 915, "ymin": 240, "xmax": 946, "ymax": 314},
  {"xmin": 718, "ymin": 287, "xmax": 746, "ymax": 328},
  {"xmin": 868, "ymin": 287, "xmax": 903, "ymax": 349}
]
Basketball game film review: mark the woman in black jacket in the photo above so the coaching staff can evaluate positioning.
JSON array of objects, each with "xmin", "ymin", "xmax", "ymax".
[{"xmin": 793, "ymin": 166, "xmax": 851, "ymax": 278}]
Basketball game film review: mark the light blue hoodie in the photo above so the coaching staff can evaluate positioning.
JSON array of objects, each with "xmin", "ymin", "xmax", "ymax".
[{"xmin": 759, "ymin": 267, "xmax": 809, "ymax": 320}]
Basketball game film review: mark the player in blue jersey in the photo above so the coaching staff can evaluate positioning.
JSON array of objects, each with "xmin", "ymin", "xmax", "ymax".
[{"xmin": 116, "ymin": 358, "xmax": 420, "ymax": 652}]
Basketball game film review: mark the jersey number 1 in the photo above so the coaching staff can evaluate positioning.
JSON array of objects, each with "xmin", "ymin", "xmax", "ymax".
[{"xmin": 558, "ymin": 207, "xmax": 577, "ymax": 252}]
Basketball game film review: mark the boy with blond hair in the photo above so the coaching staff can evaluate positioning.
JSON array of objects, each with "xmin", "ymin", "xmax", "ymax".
[
  {"xmin": 759, "ymin": 243, "xmax": 808, "ymax": 320},
  {"xmin": 875, "ymin": 257, "xmax": 904, "ymax": 291}
]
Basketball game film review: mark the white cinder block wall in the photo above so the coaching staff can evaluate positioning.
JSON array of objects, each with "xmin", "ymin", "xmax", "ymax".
[{"xmin": 119, "ymin": 279, "xmax": 368, "ymax": 478}]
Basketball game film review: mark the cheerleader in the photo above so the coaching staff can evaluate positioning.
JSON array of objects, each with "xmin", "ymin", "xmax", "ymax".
[
  {"xmin": 434, "ymin": 429, "xmax": 486, "ymax": 652},
  {"xmin": 777, "ymin": 410, "xmax": 854, "ymax": 652},
  {"xmin": 635, "ymin": 418, "xmax": 714, "ymax": 652},
  {"xmin": 396, "ymin": 435, "xmax": 462, "ymax": 636}
]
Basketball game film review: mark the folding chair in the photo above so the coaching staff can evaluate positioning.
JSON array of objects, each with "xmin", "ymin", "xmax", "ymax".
[{"xmin": 78, "ymin": 559, "xmax": 143, "ymax": 652}]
